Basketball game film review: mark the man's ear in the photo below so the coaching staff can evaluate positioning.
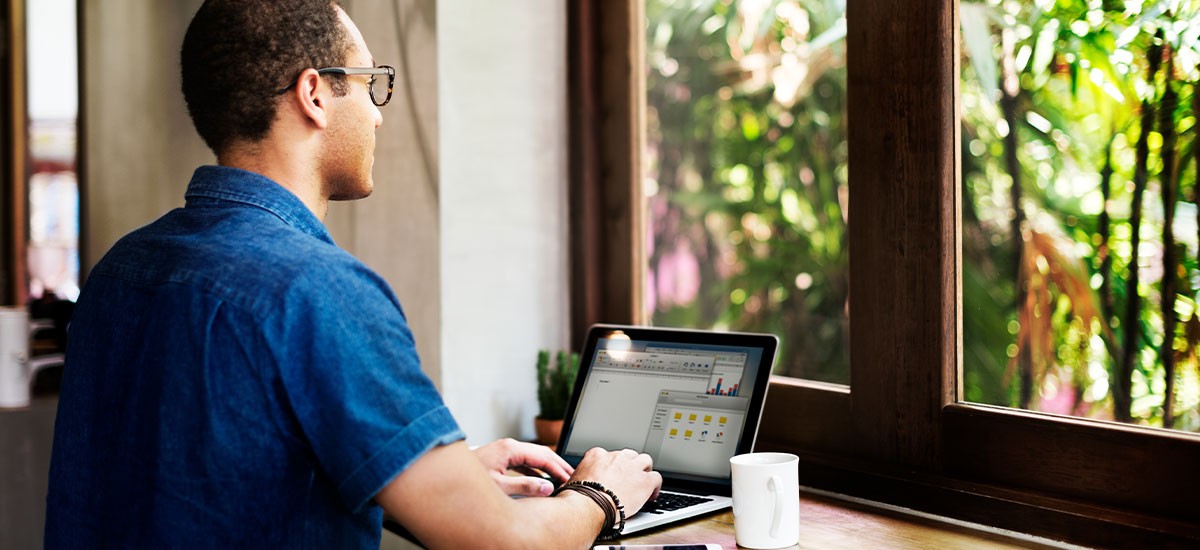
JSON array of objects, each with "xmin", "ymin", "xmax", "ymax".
[{"xmin": 290, "ymin": 68, "xmax": 330, "ymax": 130}]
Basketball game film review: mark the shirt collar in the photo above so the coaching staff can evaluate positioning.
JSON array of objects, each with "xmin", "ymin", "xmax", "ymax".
[{"xmin": 184, "ymin": 165, "xmax": 334, "ymax": 245}]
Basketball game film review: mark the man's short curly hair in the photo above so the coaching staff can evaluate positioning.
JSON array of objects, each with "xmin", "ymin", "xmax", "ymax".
[{"xmin": 181, "ymin": 0, "xmax": 353, "ymax": 154}]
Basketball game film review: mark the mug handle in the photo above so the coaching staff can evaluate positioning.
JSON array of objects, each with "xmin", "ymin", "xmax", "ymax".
[{"xmin": 768, "ymin": 475, "xmax": 784, "ymax": 538}]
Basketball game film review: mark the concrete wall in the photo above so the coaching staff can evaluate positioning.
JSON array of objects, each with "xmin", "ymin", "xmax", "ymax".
[
  {"xmin": 83, "ymin": 0, "xmax": 209, "ymax": 265},
  {"xmin": 82, "ymin": 1, "xmax": 569, "ymax": 444}
]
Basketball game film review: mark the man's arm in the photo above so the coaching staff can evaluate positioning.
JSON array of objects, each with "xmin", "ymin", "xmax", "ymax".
[{"xmin": 377, "ymin": 441, "xmax": 661, "ymax": 549}]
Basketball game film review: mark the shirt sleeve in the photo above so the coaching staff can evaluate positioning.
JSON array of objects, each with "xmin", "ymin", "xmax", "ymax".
[{"xmin": 267, "ymin": 257, "xmax": 465, "ymax": 512}]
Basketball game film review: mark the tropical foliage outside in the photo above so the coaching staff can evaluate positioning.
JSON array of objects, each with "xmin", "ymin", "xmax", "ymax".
[
  {"xmin": 645, "ymin": 0, "xmax": 1200, "ymax": 433},
  {"xmin": 644, "ymin": 0, "xmax": 849, "ymax": 383},
  {"xmin": 961, "ymin": 0, "xmax": 1200, "ymax": 432}
]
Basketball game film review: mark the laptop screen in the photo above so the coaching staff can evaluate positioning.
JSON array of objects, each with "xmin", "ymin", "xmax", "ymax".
[{"xmin": 558, "ymin": 325, "xmax": 777, "ymax": 485}]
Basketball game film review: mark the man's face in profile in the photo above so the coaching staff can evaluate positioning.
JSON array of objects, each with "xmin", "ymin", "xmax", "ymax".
[{"xmin": 321, "ymin": 7, "xmax": 384, "ymax": 202}]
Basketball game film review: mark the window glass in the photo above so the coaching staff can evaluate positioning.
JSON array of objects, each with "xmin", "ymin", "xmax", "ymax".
[
  {"xmin": 26, "ymin": 0, "xmax": 80, "ymax": 302},
  {"xmin": 643, "ymin": 0, "xmax": 849, "ymax": 382},
  {"xmin": 961, "ymin": 0, "xmax": 1200, "ymax": 432}
]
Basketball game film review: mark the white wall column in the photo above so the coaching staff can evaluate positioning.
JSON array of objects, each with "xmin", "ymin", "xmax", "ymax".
[{"xmin": 437, "ymin": 1, "xmax": 570, "ymax": 444}]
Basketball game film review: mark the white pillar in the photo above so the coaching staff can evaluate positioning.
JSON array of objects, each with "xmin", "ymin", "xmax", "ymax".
[{"xmin": 437, "ymin": 1, "xmax": 570, "ymax": 444}]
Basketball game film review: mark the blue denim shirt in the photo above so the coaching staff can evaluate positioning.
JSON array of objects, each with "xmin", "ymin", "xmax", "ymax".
[{"xmin": 46, "ymin": 166, "xmax": 464, "ymax": 548}]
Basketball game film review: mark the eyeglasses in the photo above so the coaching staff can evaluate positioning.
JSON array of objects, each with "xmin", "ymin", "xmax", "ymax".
[{"xmin": 277, "ymin": 65, "xmax": 395, "ymax": 107}]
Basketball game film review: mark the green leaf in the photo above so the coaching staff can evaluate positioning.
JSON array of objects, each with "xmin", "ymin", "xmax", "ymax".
[
  {"xmin": 1031, "ymin": 18, "xmax": 1061, "ymax": 81},
  {"xmin": 755, "ymin": 0, "xmax": 785, "ymax": 40},
  {"xmin": 1079, "ymin": 34, "xmax": 1130, "ymax": 105},
  {"xmin": 741, "ymin": 112, "xmax": 761, "ymax": 141},
  {"xmin": 809, "ymin": 17, "xmax": 846, "ymax": 51},
  {"xmin": 961, "ymin": 2, "xmax": 1000, "ymax": 106}
]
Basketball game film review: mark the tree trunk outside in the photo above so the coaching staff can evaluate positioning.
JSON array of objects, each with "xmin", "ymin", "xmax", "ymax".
[
  {"xmin": 1158, "ymin": 51, "xmax": 1178, "ymax": 429},
  {"xmin": 1000, "ymin": 28, "xmax": 1032, "ymax": 409},
  {"xmin": 1116, "ymin": 35, "xmax": 1162, "ymax": 424},
  {"xmin": 1098, "ymin": 134, "xmax": 1117, "ymax": 361}
]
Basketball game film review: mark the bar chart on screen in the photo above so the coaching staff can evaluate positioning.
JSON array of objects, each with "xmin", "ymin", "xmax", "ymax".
[
  {"xmin": 706, "ymin": 377, "xmax": 740, "ymax": 396},
  {"xmin": 706, "ymin": 366, "xmax": 744, "ymax": 396}
]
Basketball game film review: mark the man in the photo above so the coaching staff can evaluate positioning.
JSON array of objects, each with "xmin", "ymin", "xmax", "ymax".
[{"xmin": 45, "ymin": 1, "xmax": 661, "ymax": 547}]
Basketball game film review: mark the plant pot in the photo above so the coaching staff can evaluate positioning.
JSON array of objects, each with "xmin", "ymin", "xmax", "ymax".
[{"xmin": 534, "ymin": 417, "xmax": 564, "ymax": 449}]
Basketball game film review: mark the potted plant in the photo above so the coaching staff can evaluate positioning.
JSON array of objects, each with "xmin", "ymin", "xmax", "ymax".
[{"xmin": 535, "ymin": 349, "xmax": 579, "ymax": 448}]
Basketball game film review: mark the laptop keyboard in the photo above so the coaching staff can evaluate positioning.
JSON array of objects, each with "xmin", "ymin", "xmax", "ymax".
[{"xmin": 636, "ymin": 491, "xmax": 713, "ymax": 514}]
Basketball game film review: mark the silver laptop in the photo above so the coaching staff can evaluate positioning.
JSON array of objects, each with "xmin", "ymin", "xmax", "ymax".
[{"xmin": 556, "ymin": 324, "xmax": 778, "ymax": 534}]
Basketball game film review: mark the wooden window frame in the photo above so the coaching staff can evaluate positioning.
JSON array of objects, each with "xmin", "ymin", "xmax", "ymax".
[
  {"xmin": 568, "ymin": 0, "xmax": 1200, "ymax": 545},
  {"xmin": 3, "ymin": 0, "xmax": 28, "ymax": 305}
]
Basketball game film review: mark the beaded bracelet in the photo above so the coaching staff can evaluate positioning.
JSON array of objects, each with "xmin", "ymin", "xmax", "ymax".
[{"xmin": 551, "ymin": 480, "xmax": 626, "ymax": 540}]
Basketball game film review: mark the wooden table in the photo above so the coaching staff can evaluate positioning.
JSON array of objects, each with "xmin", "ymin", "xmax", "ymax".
[
  {"xmin": 614, "ymin": 489, "xmax": 1065, "ymax": 549},
  {"xmin": 385, "ymin": 487, "xmax": 1069, "ymax": 549}
]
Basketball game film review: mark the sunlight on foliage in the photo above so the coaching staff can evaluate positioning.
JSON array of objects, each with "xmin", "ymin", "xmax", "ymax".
[
  {"xmin": 645, "ymin": 0, "xmax": 849, "ymax": 382},
  {"xmin": 962, "ymin": 0, "xmax": 1200, "ymax": 432}
]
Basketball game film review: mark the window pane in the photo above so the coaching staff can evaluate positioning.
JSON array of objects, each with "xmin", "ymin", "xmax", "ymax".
[
  {"xmin": 643, "ymin": 0, "xmax": 848, "ymax": 382},
  {"xmin": 960, "ymin": 0, "xmax": 1200, "ymax": 432},
  {"xmin": 26, "ymin": 0, "xmax": 80, "ymax": 302}
]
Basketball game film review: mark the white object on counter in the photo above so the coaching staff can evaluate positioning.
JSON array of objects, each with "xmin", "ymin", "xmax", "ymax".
[
  {"xmin": 0, "ymin": 307, "xmax": 31, "ymax": 408},
  {"xmin": 730, "ymin": 452, "xmax": 801, "ymax": 549}
]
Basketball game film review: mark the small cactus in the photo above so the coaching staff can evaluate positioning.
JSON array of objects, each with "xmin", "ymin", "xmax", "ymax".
[{"xmin": 536, "ymin": 349, "xmax": 580, "ymax": 420}]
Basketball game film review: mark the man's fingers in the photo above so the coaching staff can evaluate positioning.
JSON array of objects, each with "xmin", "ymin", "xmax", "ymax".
[
  {"xmin": 495, "ymin": 474, "xmax": 554, "ymax": 497},
  {"xmin": 474, "ymin": 439, "xmax": 574, "ymax": 482},
  {"xmin": 648, "ymin": 471, "xmax": 663, "ymax": 500},
  {"xmin": 535, "ymin": 459, "xmax": 573, "ymax": 482},
  {"xmin": 508, "ymin": 441, "xmax": 573, "ymax": 481}
]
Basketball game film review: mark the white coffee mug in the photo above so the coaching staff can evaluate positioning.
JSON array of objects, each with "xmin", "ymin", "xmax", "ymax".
[
  {"xmin": 0, "ymin": 307, "xmax": 30, "ymax": 408},
  {"xmin": 730, "ymin": 452, "xmax": 800, "ymax": 549}
]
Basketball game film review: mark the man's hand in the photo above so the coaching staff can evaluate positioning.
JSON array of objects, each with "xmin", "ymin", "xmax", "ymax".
[
  {"xmin": 473, "ymin": 438, "xmax": 573, "ymax": 497},
  {"xmin": 569, "ymin": 447, "xmax": 662, "ymax": 514}
]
